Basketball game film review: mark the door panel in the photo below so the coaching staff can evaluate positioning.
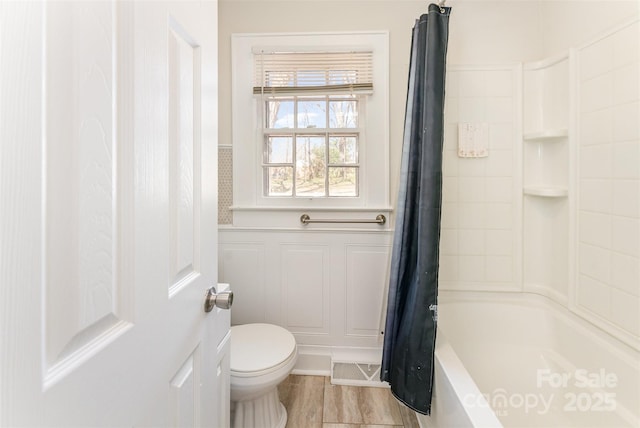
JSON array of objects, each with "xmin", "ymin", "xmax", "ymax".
[
  {"xmin": 168, "ymin": 15, "xmax": 201, "ymax": 295},
  {"xmin": 169, "ymin": 347, "xmax": 201, "ymax": 428},
  {"xmin": 44, "ymin": 0, "xmax": 135, "ymax": 388},
  {"xmin": 0, "ymin": 1, "xmax": 225, "ymax": 426}
]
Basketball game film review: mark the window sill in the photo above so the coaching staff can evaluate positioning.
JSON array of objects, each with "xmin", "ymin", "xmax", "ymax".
[{"xmin": 230, "ymin": 205, "xmax": 394, "ymax": 212}]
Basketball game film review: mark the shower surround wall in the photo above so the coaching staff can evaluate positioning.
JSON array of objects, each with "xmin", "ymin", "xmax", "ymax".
[
  {"xmin": 440, "ymin": 66, "xmax": 521, "ymax": 292},
  {"xmin": 444, "ymin": 18, "xmax": 640, "ymax": 350},
  {"xmin": 537, "ymin": 3, "xmax": 639, "ymax": 353},
  {"xmin": 575, "ymin": 21, "xmax": 640, "ymax": 344}
]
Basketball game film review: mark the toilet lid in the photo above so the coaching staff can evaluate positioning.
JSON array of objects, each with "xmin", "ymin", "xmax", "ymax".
[{"xmin": 230, "ymin": 324, "xmax": 296, "ymax": 374}]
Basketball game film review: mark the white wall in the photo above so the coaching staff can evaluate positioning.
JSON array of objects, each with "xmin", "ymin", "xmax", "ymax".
[
  {"xmin": 218, "ymin": 0, "xmax": 542, "ymax": 207},
  {"xmin": 219, "ymin": 229, "xmax": 391, "ymax": 349},
  {"xmin": 217, "ymin": 0, "xmax": 640, "ymax": 362},
  {"xmin": 219, "ymin": 0, "xmax": 540, "ymax": 362},
  {"xmin": 539, "ymin": 0, "xmax": 640, "ymax": 58},
  {"xmin": 217, "ymin": 0, "xmax": 541, "ymax": 360}
]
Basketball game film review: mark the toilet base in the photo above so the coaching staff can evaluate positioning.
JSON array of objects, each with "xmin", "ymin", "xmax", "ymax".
[{"xmin": 231, "ymin": 387, "xmax": 287, "ymax": 428}]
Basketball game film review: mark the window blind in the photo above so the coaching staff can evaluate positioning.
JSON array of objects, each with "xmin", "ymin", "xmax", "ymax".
[{"xmin": 253, "ymin": 51, "xmax": 373, "ymax": 96}]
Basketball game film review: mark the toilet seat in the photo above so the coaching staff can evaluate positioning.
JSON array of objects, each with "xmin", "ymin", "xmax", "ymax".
[{"xmin": 230, "ymin": 323, "xmax": 297, "ymax": 378}]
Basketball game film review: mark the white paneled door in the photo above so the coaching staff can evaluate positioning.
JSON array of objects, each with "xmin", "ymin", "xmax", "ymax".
[{"xmin": 0, "ymin": 1, "xmax": 229, "ymax": 427}]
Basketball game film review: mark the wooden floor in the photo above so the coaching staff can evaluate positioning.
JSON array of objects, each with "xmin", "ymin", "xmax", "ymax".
[{"xmin": 278, "ymin": 375, "xmax": 420, "ymax": 428}]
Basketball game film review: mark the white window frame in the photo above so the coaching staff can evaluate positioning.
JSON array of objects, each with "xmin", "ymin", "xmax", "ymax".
[
  {"xmin": 231, "ymin": 32, "xmax": 390, "ymax": 224},
  {"xmin": 262, "ymin": 95, "xmax": 364, "ymax": 198}
]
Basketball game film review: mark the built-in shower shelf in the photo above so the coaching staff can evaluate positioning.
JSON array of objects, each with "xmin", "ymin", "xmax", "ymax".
[
  {"xmin": 523, "ymin": 186, "xmax": 568, "ymax": 197},
  {"xmin": 523, "ymin": 129, "xmax": 568, "ymax": 141}
]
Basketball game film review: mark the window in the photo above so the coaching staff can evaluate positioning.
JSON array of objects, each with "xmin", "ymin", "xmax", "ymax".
[
  {"xmin": 263, "ymin": 95, "xmax": 361, "ymax": 197},
  {"xmin": 255, "ymin": 51, "xmax": 372, "ymax": 198},
  {"xmin": 231, "ymin": 32, "xmax": 389, "ymax": 221}
]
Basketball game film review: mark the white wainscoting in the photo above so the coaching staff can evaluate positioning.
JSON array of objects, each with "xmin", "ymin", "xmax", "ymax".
[{"xmin": 219, "ymin": 228, "xmax": 393, "ymax": 372}]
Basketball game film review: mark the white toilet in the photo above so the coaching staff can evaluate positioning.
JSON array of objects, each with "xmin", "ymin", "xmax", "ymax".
[{"xmin": 230, "ymin": 323, "xmax": 298, "ymax": 428}]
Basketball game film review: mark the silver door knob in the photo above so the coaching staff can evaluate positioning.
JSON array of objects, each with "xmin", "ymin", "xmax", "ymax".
[{"xmin": 204, "ymin": 286, "xmax": 234, "ymax": 312}]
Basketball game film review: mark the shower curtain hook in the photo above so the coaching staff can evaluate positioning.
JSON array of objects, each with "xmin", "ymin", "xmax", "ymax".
[{"xmin": 438, "ymin": 0, "xmax": 446, "ymax": 13}]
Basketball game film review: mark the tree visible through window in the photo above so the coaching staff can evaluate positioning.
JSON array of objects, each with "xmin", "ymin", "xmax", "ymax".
[{"xmin": 263, "ymin": 94, "xmax": 361, "ymax": 197}]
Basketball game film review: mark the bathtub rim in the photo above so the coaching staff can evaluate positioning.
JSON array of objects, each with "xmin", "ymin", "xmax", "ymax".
[
  {"xmin": 439, "ymin": 289, "xmax": 640, "ymax": 363},
  {"xmin": 428, "ymin": 331, "xmax": 504, "ymax": 428},
  {"xmin": 438, "ymin": 289, "xmax": 640, "ymax": 427}
]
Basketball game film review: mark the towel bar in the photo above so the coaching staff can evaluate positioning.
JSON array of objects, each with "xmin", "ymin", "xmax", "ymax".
[{"xmin": 300, "ymin": 214, "xmax": 386, "ymax": 225}]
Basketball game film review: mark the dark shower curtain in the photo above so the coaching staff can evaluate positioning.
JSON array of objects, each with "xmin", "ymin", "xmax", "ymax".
[{"xmin": 380, "ymin": 3, "xmax": 451, "ymax": 415}]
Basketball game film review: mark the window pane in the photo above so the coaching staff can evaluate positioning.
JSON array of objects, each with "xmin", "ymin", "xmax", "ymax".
[
  {"xmin": 265, "ymin": 166, "xmax": 293, "ymax": 196},
  {"xmin": 266, "ymin": 136, "xmax": 293, "ymax": 163},
  {"xmin": 266, "ymin": 100, "xmax": 294, "ymax": 128},
  {"xmin": 329, "ymin": 100, "xmax": 358, "ymax": 128},
  {"xmin": 296, "ymin": 136, "xmax": 326, "ymax": 197},
  {"xmin": 329, "ymin": 136, "xmax": 358, "ymax": 164},
  {"xmin": 297, "ymin": 100, "xmax": 327, "ymax": 128},
  {"xmin": 328, "ymin": 167, "xmax": 358, "ymax": 197}
]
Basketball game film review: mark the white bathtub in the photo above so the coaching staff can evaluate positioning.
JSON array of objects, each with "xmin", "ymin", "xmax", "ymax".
[{"xmin": 418, "ymin": 291, "xmax": 640, "ymax": 428}]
